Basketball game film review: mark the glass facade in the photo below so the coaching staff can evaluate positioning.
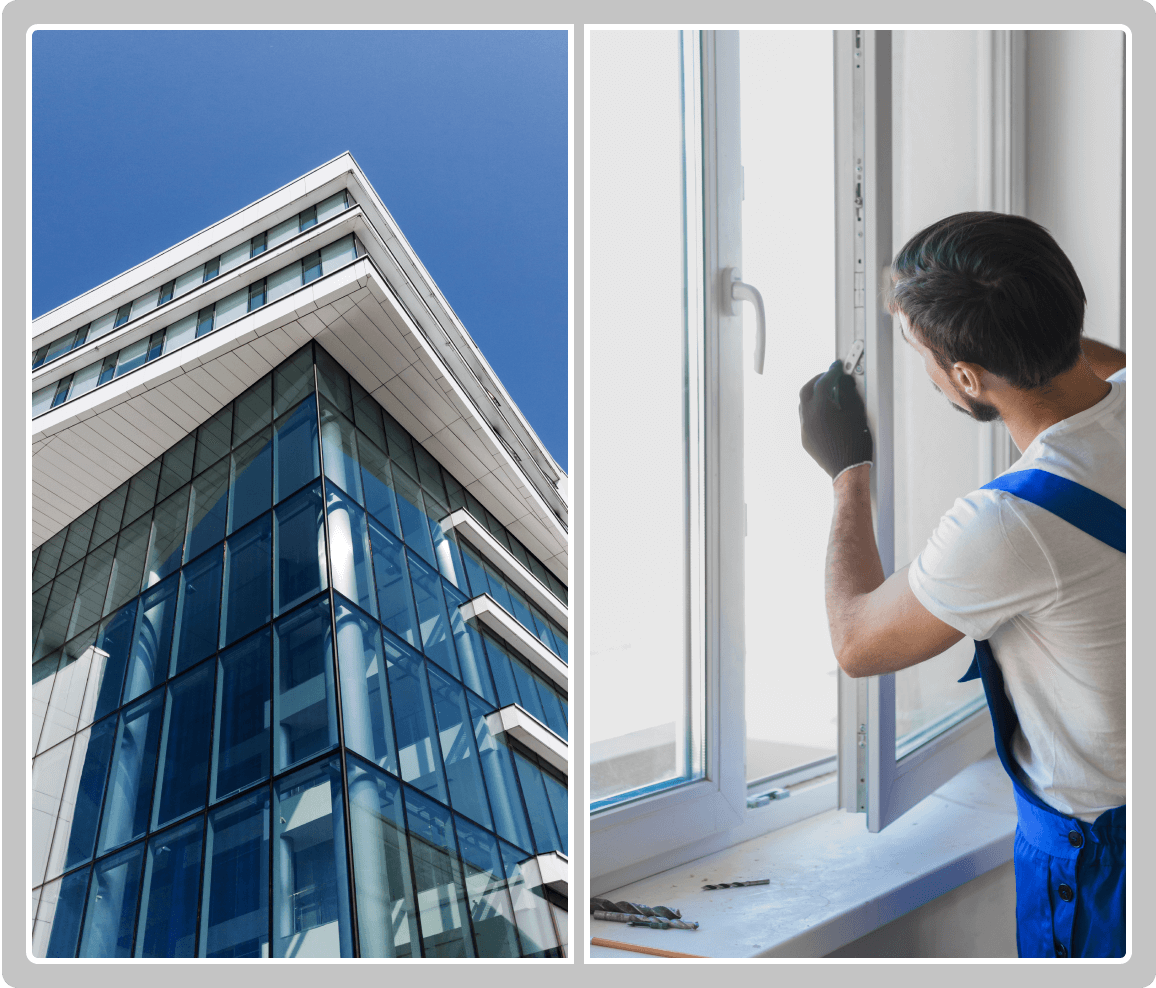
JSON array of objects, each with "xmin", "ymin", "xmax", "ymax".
[{"xmin": 30, "ymin": 342, "xmax": 568, "ymax": 958}]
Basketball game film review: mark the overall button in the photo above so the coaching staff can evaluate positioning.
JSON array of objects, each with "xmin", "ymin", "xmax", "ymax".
[
  {"xmin": 1055, "ymin": 942, "xmax": 1068, "ymax": 958},
  {"xmin": 1058, "ymin": 883, "xmax": 1074, "ymax": 902},
  {"xmin": 1068, "ymin": 830, "xmax": 1083, "ymax": 848}
]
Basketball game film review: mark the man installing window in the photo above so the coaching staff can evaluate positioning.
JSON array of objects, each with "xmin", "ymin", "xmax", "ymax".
[{"xmin": 798, "ymin": 211, "xmax": 1126, "ymax": 959}]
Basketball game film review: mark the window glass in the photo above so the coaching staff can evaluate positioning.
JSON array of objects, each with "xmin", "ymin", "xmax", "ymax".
[
  {"xmin": 273, "ymin": 395, "xmax": 321, "ymax": 502},
  {"xmin": 220, "ymin": 513, "xmax": 272, "ymax": 648},
  {"xmin": 335, "ymin": 596, "xmax": 396, "ymax": 772},
  {"xmin": 69, "ymin": 359, "xmax": 103, "ymax": 400},
  {"xmin": 146, "ymin": 329, "xmax": 165, "ymax": 362},
  {"xmin": 500, "ymin": 845, "xmax": 561, "ymax": 957},
  {"xmin": 273, "ymin": 481, "xmax": 327, "ymax": 616},
  {"xmin": 508, "ymin": 653, "xmax": 547, "ymax": 725},
  {"xmin": 302, "ymin": 250, "xmax": 323, "ymax": 284},
  {"xmin": 42, "ymin": 724, "xmax": 99, "ymax": 880},
  {"xmin": 250, "ymin": 232, "xmax": 267, "ymax": 257},
  {"xmin": 34, "ymin": 530, "xmax": 67, "ymax": 591},
  {"xmin": 129, "ymin": 289, "xmax": 160, "ymax": 320},
  {"xmin": 273, "ymin": 596, "xmax": 338, "ymax": 772},
  {"xmin": 359, "ymin": 435, "xmax": 402, "ymax": 536},
  {"xmin": 34, "ymin": 558, "xmax": 83, "ymax": 662},
  {"xmin": 67, "ymin": 539, "xmax": 115, "ymax": 641},
  {"xmin": 78, "ymin": 841, "xmax": 145, "ymax": 957},
  {"xmin": 196, "ymin": 306, "xmax": 215, "ymax": 338},
  {"xmin": 514, "ymin": 750, "xmax": 563, "ymax": 854},
  {"xmin": 135, "ymin": 815, "xmax": 203, "ymax": 957},
  {"xmin": 60, "ymin": 716, "xmax": 117, "ymax": 873},
  {"xmin": 157, "ymin": 432, "xmax": 197, "ymax": 502},
  {"xmin": 171, "ymin": 546, "xmax": 223, "ymax": 675},
  {"xmin": 220, "ymin": 242, "xmax": 249, "ymax": 274},
  {"xmin": 393, "ymin": 468, "xmax": 437, "ymax": 568},
  {"xmin": 414, "ymin": 447, "xmax": 447, "ymax": 502},
  {"xmin": 443, "ymin": 582, "xmax": 497, "ymax": 705},
  {"xmin": 113, "ymin": 303, "xmax": 132, "ymax": 328},
  {"xmin": 173, "ymin": 268, "xmax": 202, "ymax": 298},
  {"xmin": 97, "ymin": 690, "xmax": 165, "ymax": 855},
  {"xmin": 402, "ymin": 785, "xmax": 475, "ymax": 957},
  {"xmin": 408, "ymin": 551, "xmax": 460, "ymax": 678},
  {"xmin": 316, "ymin": 191, "xmax": 348, "ymax": 223},
  {"xmin": 428, "ymin": 505, "xmax": 466, "ymax": 589},
  {"xmin": 327, "ymin": 488, "xmax": 376, "ymax": 616},
  {"xmin": 345, "ymin": 756, "xmax": 419, "ymax": 957},
  {"xmin": 458, "ymin": 540, "xmax": 489, "ymax": 597},
  {"xmin": 194, "ymin": 404, "xmax": 233, "ymax": 476},
  {"xmin": 320, "ymin": 398, "xmax": 363, "ymax": 501},
  {"xmin": 85, "ymin": 310, "xmax": 117, "ymax": 342},
  {"xmin": 115, "ymin": 337, "xmax": 149, "ymax": 377},
  {"xmin": 214, "ymin": 287, "xmax": 248, "ymax": 329},
  {"xmin": 229, "ymin": 426, "xmax": 273, "ymax": 534},
  {"xmin": 369, "ymin": 518, "xmax": 420, "ymax": 648},
  {"xmin": 351, "ymin": 377, "xmax": 387, "ymax": 450},
  {"xmin": 273, "ymin": 345, "xmax": 314, "ymax": 418},
  {"xmin": 321, "ymin": 234, "xmax": 357, "ymax": 274},
  {"xmin": 42, "ymin": 866, "xmax": 91, "ymax": 958},
  {"xmin": 98, "ymin": 355, "xmax": 119, "ymax": 385},
  {"xmin": 152, "ymin": 661, "xmax": 215, "ymax": 829},
  {"xmin": 185, "ymin": 457, "xmax": 230, "ymax": 561},
  {"xmin": 268, "ymin": 215, "xmax": 299, "ymax": 249},
  {"xmin": 382, "ymin": 412, "xmax": 418, "ymax": 480},
  {"xmin": 203, "ymin": 256, "xmax": 220, "ymax": 281},
  {"xmin": 52, "ymin": 375, "xmax": 73, "ymax": 407},
  {"xmin": 30, "ymin": 651, "xmax": 61, "ymax": 753},
  {"xmin": 32, "ymin": 383, "xmax": 56, "ymax": 418},
  {"xmin": 533, "ymin": 674, "xmax": 568, "ymax": 740},
  {"xmin": 123, "ymin": 459, "xmax": 161, "ymax": 527},
  {"xmin": 272, "ymin": 757, "xmax": 353, "ymax": 958},
  {"xmin": 38, "ymin": 628, "xmax": 99, "ymax": 754},
  {"xmin": 123, "ymin": 572, "xmax": 180, "ymax": 704},
  {"xmin": 454, "ymin": 815, "xmax": 521, "ymax": 957},
  {"xmin": 468, "ymin": 692, "xmax": 533, "ymax": 852},
  {"xmin": 384, "ymin": 635, "xmax": 447, "ymax": 803},
  {"xmin": 162, "ymin": 313, "xmax": 197, "ymax": 353},
  {"xmin": 44, "ymin": 330, "xmax": 77, "ymax": 363},
  {"xmin": 200, "ymin": 789, "xmax": 270, "ymax": 958},
  {"xmin": 158, "ymin": 280, "xmax": 175, "ymax": 304},
  {"xmin": 211, "ymin": 628, "xmax": 271, "ymax": 802},
  {"xmin": 482, "ymin": 633, "xmax": 521, "ymax": 709},
  {"xmin": 31, "ymin": 737, "xmax": 74, "ymax": 887},
  {"xmin": 91, "ymin": 483, "xmax": 128, "ymax": 549},
  {"xmin": 541, "ymin": 768, "xmax": 568, "ymax": 853},
  {"xmin": 267, "ymin": 261, "xmax": 302, "ymax": 303},
  {"xmin": 143, "ymin": 484, "xmax": 190, "ymax": 587},
  {"xmin": 315, "ymin": 346, "xmax": 353, "ymax": 416},
  {"xmin": 88, "ymin": 604, "xmax": 137, "ymax": 724},
  {"xmin": 32, "ymin": 342, "xmax": 50, "ymax": 369},
  {"xmin": 232, "ymin": 373, "xmax": 273, "ymax": 446},
  {"xmin": 428, "ymin": 665, "xmax": 493, "ymax": 830},
  {"xmin": 248, "ymin": 279, "xmax": 266, "ymax": 311},
  {"xmin": 298, "ymin": 205, "xmax": 318, "ymax": 231}
]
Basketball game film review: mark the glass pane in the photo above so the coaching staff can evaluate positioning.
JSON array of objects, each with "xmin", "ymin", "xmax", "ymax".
[
  {"xmin": 171, "ymin": 546, "xmax": 222, "ymax": 675},
  {"xmin": 152, "ymin": 662, "xmax": 215, "ymax": 828},
  {"xmin": 195, "ymin": 405, "xmax": 232, "ymax": 475},
  {"xmin": 31, "ymin": 738, "xmax": 74, "ymax": 886},
  {"xmin": 315, "ymin": 346, "xmax": 353, "ymax": 416},
  {"xmin": 402, "ymin": 786, "xmax": 475, "ymax": 957},
  {"xmin": 211, "ymin": 628, "xmax": 271, "ymax": 802},
  {"xmin": 32, "ymin": 382, "xmax": 56, "ymax": 417},
  {"xmin": 129, "ymin": 288, "xmax": 159, "ymax": 320},
  {"xmin": 123, "ymin": 573, "xmax": 180, "ymax": 704},
  {"xmin": 273, "ymin": 345, "xmax": 315, "ymax": 418},
  {"xmin": 143, "ymin": 484, "xmax": 190, "ymax": 588},
  {"xmin": 78, "ymin": 842, "xmax": 145, "ymax": 957},
  {"xmin": 454, "ymin": 815, "xmax": 521, "ymax": 957},
  {"xmin": 220, "ymin": 242, "xmax": 249, "ymax": 274},
  {"xmin": 30, "ymin": 651, "xmax": 61, "ymax": 761},
  {"xmin": 319, "ymin": 397, "xmax": 362, "ymax": 501},
  {"xmin": 67, "ymin": 540, "xmax": 115, "ymax": 644},
  {"xmin": 541, "ymin": 769, "xmax": 568, "ymax": 853},
  {"xmin": 408, "ymin": 552, "xmax": 460, "ymax": 678},
  {"xmin": 501, "ymin": 845, "xmax": 561, "ymax": 957},
  {"xmin": 326, "ymin": 489, "xmax": 377, "ymax": 617},
  {"xmin": 33, "ymin": 530, "xmax": 66, "ymax": 591},
  {"xmin": 91, "ymin": 483, "xmax": 128, "ymax": 548},
  {"xmin": 220, "ymin": 513, "xmax": 272, "ymax": 648},
  {"xmin": 157, "ymin": 433, "xmax": 196, "ymax": 502},
  {"xmin": 228, "ymin": 426, "xmax": 273, "ymax": 534},
  {"xmin": 232, "ymin": 373, "xmax": 273, "ymax": 447},
  {"xmin": 163, "ymin": 313, "xmax": 197, "ymax": 353},
  {"xmin": 135, "ymin": 816, "xmax": 203, "ymax": 957},
  {"xmin": 514, "ymin": 751, "xmax": 562, "ymax": 854},
  {"xmin": 346, "ymin": 757, "xmax": 419, "ymax": 957},
  {"xmin": 273, "ymin": 596, "xmax": 338, "ymax": 772},
  {"xmin": 468, "ymin": 693, "xmax": 533, "ymax": 852},
  {"xmin": 42, "ymin": 866, "xmax": 90, "ymax": 957},
  {"xmin": 384, "ymin": 636, "xmax": 447, "ymax": 803},
  {"xmin": 200, "ymin": 789, "xmax": 270, "ymax": 957},
  {"xmin": 381, "ymin": 411, "xmax": 418, "ymax": 480},
  {"xmin": 57, "ymin": 717, "xmax": 116, "ymax": 874},
  {"xmin": 351, "ymin": 378, "xmax": 386, "ymax": 451},
  {"xmin": 393, "ymin": 468, "xmax": 438, "ymax": 567},
  {"xmin": 316, "ymin": 191, "xmax": 347, "ymax": 223},
  {"xmin": 124, "ymin": 461, "xmax": 162, "ymax": 528},
  {"xmin": 59, "ymin": 506, "xmax": 97, "ymax": 572},
  {"xmin": 185, "ymin": 457, "xmax": 229, "ymax": 562},
  {"xmin": 215, "ymin": 287, "xmax": 248, "ymax": 329},
  {"xmin": 173, "ymin": 267, "xmax": 202, "ymax": 298},
  {"xmin": 508, "ymin": 654, "xmax": 547, "ymax": 725},
  {"xmin": 369, "ymin": 518, "xmax": 420, "ymax": 648},
  {"xmin": 115, "ymin": 338, "xmax": 149, "ymax": 376},
  {"xmin": 429, "ymin": 508, "xmax": 466, "ymax": 589},
  {"xmin": 481, "ymin": 634, "xmax": 521, "ymax": 713},
  {"xmin": 267, "ymin": 261, "xmax": 302, "ymax": 303},
  {"xmin": 88, "ymin": 604, "xmax": 137, "ymax": 724},
  {"xmin": 97, "ymin": 690, "xmax": 165, "ymax": 854},
  {"xmin": 359, "ymin": 434, "xmax": 402, "ymax": 536},
  {"xmin": 103, "ymin": 513, "xmax": 152, "ymax": 615},
  {"xmin": 35, "ymin": 559, "xmax": 83, "ymax": 662},
  {"xmin": 274, "ymin": 395, "xmax": 321, "ymax": 503},
  {"xmin": 272, "ymin": 758, "xmax": 353, "ymax": 957},
  {"xmin": 38, "ymin": 629, "xmax": 97, "ymax": 755},
  {"xmin": 273, "ymin": 481, "xmax": 327, "ymax": 616},
  {"xmin": 443, "ymin": 582, "xmax": 497, "ymax": 705},
  {"xmin": 335, "ymin": 597, "xmax": 397, "ymax": 773},
  {"xmin": 428, "ymin": 665, "xmax": 493, "ymax": 829},
  {"xmin": 269, "ymin": 215, "xmax": 298, "ymax": 247}
]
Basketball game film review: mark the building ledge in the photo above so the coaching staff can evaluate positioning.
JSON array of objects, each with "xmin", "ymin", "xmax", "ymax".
[
  {"xmin": 533, "ymin": 851, "xmax": 568, "ymax": 897},
  {"xmin": 486, "ymin": 704, "xmax": 567, "ymax": 776},
  {"xmin": 459, "ymin": 594, "xmax": 568, "ymax": 689}
]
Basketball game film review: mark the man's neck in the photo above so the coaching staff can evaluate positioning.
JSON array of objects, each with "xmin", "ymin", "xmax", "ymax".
[{"xmin": 997, "ymin": 359, "xmax": 1112, "ymax": 453}]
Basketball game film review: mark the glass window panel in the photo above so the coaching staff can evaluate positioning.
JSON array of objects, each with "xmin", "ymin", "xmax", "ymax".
[
  {"xmin": 550, "ymin": 620, "xmax": 568, "ymax": 664},
  {"xmin": 115, "ymin": 337, "xmax": 149, "ymax": 377},
  {"xmin": 273, "ymin": 596, "xmax": 338, "ymax": 772},
  {"xmin": 143, "ymin": 484, "xmax": 190, "ymax": 588},
  {"xmin": 414, "ymin": 446, "xmax": 447, "ymax": 502},
  {"xmin": 326, "ymin": 488, "xmax": 376, "ymax": 616},
  {"xmin": 268, "ymin": 215, "xmax": 299, "ymax": 249},
  {"xmin": 402, "ymin": 785, "xmax": 475, "ymax": 957},
  {"xmin": 533, "ymin": 675, "xmax": 568, "ymax": 740},
  {"xmin": 274, "ymin": 395, "xmax": 321, "ymax": 503},
  {"xmin": 481, "ymin": 633, "xmax": 521, "ymax": 709},
  {"xmin": 228, "ymin": 426, "xmax": 272, "ymax": 534},
  {"xmin": 274, "ymin": 481, "xmax": 327, "ymax": 616},
  {"xmin": 135, "ymin": 816, "xmax": 203, "ymax": 957},
  {"xmin": 196, "ymin": 306, "xmax": 215, "ymax": 338},
  {"xmin": 194, "ymin": 405, "xmax": 232, "ymax": 476},
  {"xmin": 32, "ymin": 383, "xmax": 56, "ymax": 418},
  {"xmin": 85, "ymin": 310, "xmax": 117, "ymax": 341},
  {"xmin": 59, "ymin": 506, "xmax": 97, "ymax": 573},
  {"xmin": 78, "ymin": 842, "xmax": 145, "ymax": 958},
  {"xmin": 500, "ymin": 845, "xmax": 561, "ymax": 957},
  {"xmin": 442, "ymin": 583, "xmax": 496, "ymax": 705},
  {"xmin": 334, "ymin": 597, "xmax": 396, "ymax": 773},
  {"xmin": 42, "ymin": 723, "xmax": 97, "ymax": 881},
  {"xmin": 67, "ymin": 539, "xmax": 115, "ymax": 642},
  {"xmin": 506, "ymin": 535, "xmax": 532, "ymax": 571},
  {"xmin": 428, "ymin": 666, "xmax": 493, "ymax": 829},
  {"xmin": 320, "ymin": 397, "xmax": 363, "ymax": 502},
  {"xmin": 103, "ymin": 513, "xmax": 152, "ymax": 616},
  {"xmin": 428, "ymin": 507, "xmax": 466, "ymax": 589},
  {"xmin": 468, "ymin": 693, "xmax": 533, "ymax": 852},
  {"xmin": 250, "ymin": 232, "xmax": 267, "ymax": 257},
  {"xmin": 173, "ymin": 268, "xmax": 203, "ymax": 298},
  {"xmin": 146, "ymin": 329, "xmax": 165, "ymax": 362},
  {"xmin": 479, "ymin": 560, "xmax": 513, "ymax": 614},
  {"xmin": 152, "ymin": 662, "xmax": 215, "ymax": 829},
  {"xmin": 158, "ymin": 280, "xmax": 175, "ymax": 304},
  {"xmin": 273, "ymin": 345, "xmax": 315, "ymax": 418},
  {"xmin": 514, "ymin": 751, "xmax": 562, "ymax": 855},
  {"xmin": 69, "ymin": 359, "xmax": 103, "ymax": 400},
  {"xmin": 35, "ymin": 559, "xmax": 83, "ymax": 662},
  {"xmin": 61, "ymin": 716, "xmax": 117, "ymax": 872},
  {"xmin": 351, "ymin": 377, "xmax": 387, "ymax": 450},
  {"xmin": 248, "ymin": 279, "xmax": 266, "ymax": 310},
  {"xmin": 267, "ymin": 261, "xmax": 302, "ymax": 303},
  {"xmin": 30, "ymin": 651, "xmax": 61, "ymax": 754},
  {"xmin": 232, "ymin": 373, "xmax": 273, "ymax": 446},
  {"xmin": 129, "ymin": 289, "xmax": 159, "ymax": 320},
  {"xmin": 220, "ymin": 242, "xmax": 250, "ymax": 274},
  {"xmin": 171, "ymin": 546, "xmax": 223, "ymax": 675},
  {"xmin": 185, "ymin": 457, "xmax": 229, "ymax": 562},
  {"xmin": 91, "ymin": 483, "xmax": 128, "ymax": 549},
  {"xmin": 220, "ymin": 512, "xmax": 272, "ymax": 648},
  {"xmin": 200, "ymin": 789, "xmax": 270, "ymax": 958},
  {"xmin": 42, "ymin": 866, "xmax": 91, "ymax": 958},
  {"xmin": 130, "ymin": 585, "xmax": 188, "ymax": 711},
  {"xmin": 157, "ymin": 432, "xmax": 197, "ymax": 502},
  {"xmin": 38, "ymin": 627, "xmax": 99, "ymax": 755},
  {"xmin": 508, "ymin": 654, "xmax": 547, "ymax": 725},
  {"xmin": 393, "ymin": 469, "xmax": 438, "ymax": 567},
  {"xmin": 33, "ymin": 530, "xmax": 66, "ymax": 591},
  {"xmin": 369, "ymin": 518, "xmax": 420, "ymax": 648},
  {"xmin": 303, "ymin": 250, "xmax": 323, "ymax": 283},
  {"xmin": 345, "ymin": 756, "xmax": 419, "ymax": 957},
  {"xmin": 45, "ymin": 330, "xmax": 77, "ymax": 362},
  {"xmin": 211, "ymin": 628, "xmax": 271, "ymax": 802},
  {"xmin": 97, "ymin": 690, "xmax": 165, "ymax": 854},
  {"xmin": 408, "ymin": 552, "xmax": 460, "ymax": 678},
  {"xmin": 298, "ymin": 205, "xmax": 318, "ymax": 232},
  {"xmin": 443, "ymin": 471, "xmax": 467, "ymax": 513},
  {"xmin": 88, "ymin": 604, "xmax": 137, "ymax": 724},
  {"xmin": 383, "ymin": 635, "xmax": 447, "ymax": 802},
  {"xmin": 32, "ymin": 342, "xmax": 50, "ymax": 369},
  {"xmin": 455, "ymin": 815, "xmax": 521, "ymax": 958},
  {"xmin": 315, "ymin": 346, "xmax": 353, "ymax": 417},
  {"xmin": 359, "ymin": 434, "xmax": 401, "ymax": 536},
  {"xmin": 458, "ymin": 541, "xmax": 489, "ymax": 599},
  {"xmin": 162, "ymin": 313, "xmax": 197, "ymax": 353},
  {"xmin": 214, "ymin": 287, "xmax": 248, "ymax": 329},
  {"xmin": 31, "ymin": 737, "xmax": 74, "ymax": 887},
  {"xmin": 381, "ymin": 411, "xmax": 418, "ymax": 479},
  {"xmin": 541, "ymin": 769, "xmax": 568, "ymax": 854},
  {"xmin": 32, "ymin": 586, "xmax": 53, "ymax": 654},
  {"xmin": 316, "ymin": 191, "xmax": 348, "ymax": 223},
  {"xmin": 203, "ymin": 256, "xmax": 220, "ymax": 281},
  {"xmin": 530, "ymin": 606, "xmax": 562, "ymax": 656},
  {"xmin": 272, "ymin": 758, "xmax": 353, "ymax": 958},
  {"xmin": 52, "ymin": 375, "xmax": 73, "ymax": 407}
]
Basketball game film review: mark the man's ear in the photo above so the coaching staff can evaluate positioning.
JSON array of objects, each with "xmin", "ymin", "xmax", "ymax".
[{"xmin": 951, "ymin": 361, "xmax": 986, "ymax": 397}]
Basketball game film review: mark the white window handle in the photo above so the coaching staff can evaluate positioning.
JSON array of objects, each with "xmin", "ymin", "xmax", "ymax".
[{"xmin": 723, "ymin": 267, "xmax": 767, "ymax": 374}]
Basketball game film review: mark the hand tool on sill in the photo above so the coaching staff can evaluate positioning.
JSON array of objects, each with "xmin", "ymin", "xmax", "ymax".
[
  {"xmin": 590, "ymin": 897, "xmax": 683, "ymax": 919},
  {"xmin": 701, "ymin": 878, "xmax": 770, "ymax": 890},
  {"xmin": 590, "ymin": 937, "xmax": 705, "ymax": 959},
  {"xmin": 592, "ymin": 910, "xmax": 700, "ymax": 931}
]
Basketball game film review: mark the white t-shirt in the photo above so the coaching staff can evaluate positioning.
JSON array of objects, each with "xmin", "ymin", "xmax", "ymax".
[{"xmin": 908, "ymin": 369, "xmax": 1126, "ymax": 821}]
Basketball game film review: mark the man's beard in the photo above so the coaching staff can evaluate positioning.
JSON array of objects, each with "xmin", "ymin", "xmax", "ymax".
[{"xmin": 931, "ymin": 382, "xmax": 1002, "ymax": 423}]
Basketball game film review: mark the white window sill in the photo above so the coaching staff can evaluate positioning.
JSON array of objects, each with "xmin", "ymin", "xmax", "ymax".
[{"xmin": 589, "ymin": 751, "xmax": 1017, "ymax": 958}]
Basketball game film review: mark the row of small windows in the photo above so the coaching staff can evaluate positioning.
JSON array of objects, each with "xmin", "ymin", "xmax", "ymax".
[
  {"xmin": 31, "ymin": 232, "xmax": 362, "ymax": 419},
  {"xmin": 31, "ymin": 190, "xmax": 353, "ymax": 373}
]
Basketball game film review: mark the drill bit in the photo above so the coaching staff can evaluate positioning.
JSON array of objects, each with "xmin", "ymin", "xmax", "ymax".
[{"xmin": 701, "ymin": 879, "xmax": 771, "ymax": 890}]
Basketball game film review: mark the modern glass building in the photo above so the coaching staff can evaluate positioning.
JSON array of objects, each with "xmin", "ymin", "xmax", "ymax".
[{"xmin": 29, "ymin": 155, "xmax": 569, "ymax": 959}]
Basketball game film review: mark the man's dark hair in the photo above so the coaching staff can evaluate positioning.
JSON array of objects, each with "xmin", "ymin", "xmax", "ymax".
[{"xmin": 887, "ymin": 211, "xmax": 1086, "ymax": 390}]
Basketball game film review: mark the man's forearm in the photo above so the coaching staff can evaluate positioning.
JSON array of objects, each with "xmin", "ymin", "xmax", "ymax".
[
  {"xmin": 1082, "ymin": 338, "xmax": 1126, "ymax": 381},
  {"xmin": 825, "ymin": 464, "xmax": 885, "ymax": 663}
]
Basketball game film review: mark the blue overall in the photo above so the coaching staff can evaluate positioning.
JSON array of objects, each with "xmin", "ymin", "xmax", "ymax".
[{"xmin": 957, "ymin": 469, "xmax": 1126, "ymax": 958}]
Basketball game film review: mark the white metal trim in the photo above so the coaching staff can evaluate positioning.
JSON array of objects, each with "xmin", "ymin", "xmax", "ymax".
[
  {"xmin": 458, "ymin": 594, "xmax": 568, "ymax": 689},
  {"xmin": 486, "ymin": 704, "xmax": 568, "ymax": 776}
]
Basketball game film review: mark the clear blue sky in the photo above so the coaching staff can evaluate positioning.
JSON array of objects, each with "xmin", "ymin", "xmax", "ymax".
[{"xmin": 32, "ymin": 29, "xmax": 568, "ymax": 469}]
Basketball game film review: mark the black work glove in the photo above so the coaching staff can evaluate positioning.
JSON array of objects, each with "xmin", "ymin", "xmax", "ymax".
[{"xmin": 798, "ymin": 359, "xmax": 874, "ymax": 481}]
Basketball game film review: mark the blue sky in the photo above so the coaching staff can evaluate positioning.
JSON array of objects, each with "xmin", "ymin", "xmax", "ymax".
[{"xmin": 32, "ymin": 29, "xmax": 569, "ymax": 468}]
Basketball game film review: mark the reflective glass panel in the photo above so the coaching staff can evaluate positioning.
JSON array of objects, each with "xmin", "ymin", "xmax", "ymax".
[
  {"xmin": 500, "ymin": 844, "xmax": 561, "ymax": 957},
  {"xmin": 403, "ymin": 786, "xmax": 475, "ymax": 957},
  {"xmin": 78, "ymin": 842, "xmax": 145, "ymax": 957},
  {"xmin": 211, "ymin": 628, "xmax": 271, "ymax": 801},
  {"xmin": 407, "ymin": 552, "xmax": 459, "ymax": 677},
  {"xmin": 273, "ymin": 395, "xmax": 321, "ymax": 503},
  {"xmin": 428, "ymin": 666, "xmax": 493, "ymax": 829},
  {"xmin": 393, "ymin": 468, "xmax": 437, "ymax": 568},
  {"xmin": 103, "ymin": 514, "xmax": 152, "ymax": 616},
  {"xmin": 61, "ymin": 716, "xmax": 117, "ymax": 872},
  {"xmin": 369, "ymin": 518, "xmax": 420, "ymax": 648},
  {"xmin": 97, "ymin": 690, "xmax": 164, "ymax": 854},
  {"xmin": 272, "ymin": 346, "xmax": 314, "ymax": 418},
  {"xmin": 171, "ymin": 546, "xmax": 223, "ymax": 675},
  {"xmin": 143, "ymin": 485, "xmax": 190, "ymax": 588},
  {"xmin": 232, "ymin": 373, "xmax": 272, "ymax": 447},
  {"xmin": 157, "ymin": 433, "xmax": 197, "ymax": 502},
  {"xmin": 185, "ymin": 457, "xmax": 229, "ymax": 562},
  {"xmin": 467, "ymin": 693, "xmax": 533, "ymax": 852},
  {"xmin": 443, "ymin": 582, "xmax": 496, "ymax": 705},
  {"xmin": 123, "ymin": 460, "xmax": 161, "ymax": 527},
  {"xmin": 43, "ymin": 866, "xmax": 90, "ymax": 957},
  {"xmin": 514, "ymin": 751, "xmax": 563, "ymax": 855},
  {"xmin": 273, "ymin": 596, "xmax": 338, "ymax": 772},
  {"xmin": 58, "ymin": 506, "xmax": 96, "ymax": 573},
  {"xmin": 194, "ymin": 405, "xmax": 232, "ymax": 476},
  {"xmin": 220, "ymin": 513, "xmax": 272, "ymax": 648},
  {"xmin": 320, "ymin": 398, "xmax": 362, "ymax": 501},
  {"xmin": 152, "ymin": 661, "xmax": 214, "ymax": 828},
  {"xmin": 359, "ymin": 435, "xmax": 402, "ymax": 536},
  {"xmin": 334, "ymin": 596, "xmax": 397, "ymax": 773},
  {"xmin": 123, "ymin": 572, "xmax": 180, "ymax": 704},
  {"xmin": 229, "ymin": 427, "xmax": 273, "ymax": 534},
  {"xmin": 384, "ymin": 634, "xmax": 447, "ymax": 803},
  {"xmin": 455, "ymin": 815, "xmax": 521, "ymax": 957},
  {"xmin": 88, "ymin": 604, "xmax": 136, "ymax": 724},
  {"xmin": 200, "ymin": 789, "xmax": 270, "ymax": 957},
  {"xmin": 273, "ymin": 481, "xmax": 327, "ymax": 616},
  {"xmin": 91, "ymin": 483, "xmax": 128, "ymax": 549},
  {"xmin": 135, "ymin": 815, "xmax": 203, "ymax": 956},
  {"xmin": 327, "ymin": 488, "xmax": 376, "ymax": 617}
]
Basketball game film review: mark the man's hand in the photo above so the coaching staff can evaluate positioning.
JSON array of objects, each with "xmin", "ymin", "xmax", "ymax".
[{"xmin": 799, "ymin": 360, "xmax": 874, "ymax": 481}]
